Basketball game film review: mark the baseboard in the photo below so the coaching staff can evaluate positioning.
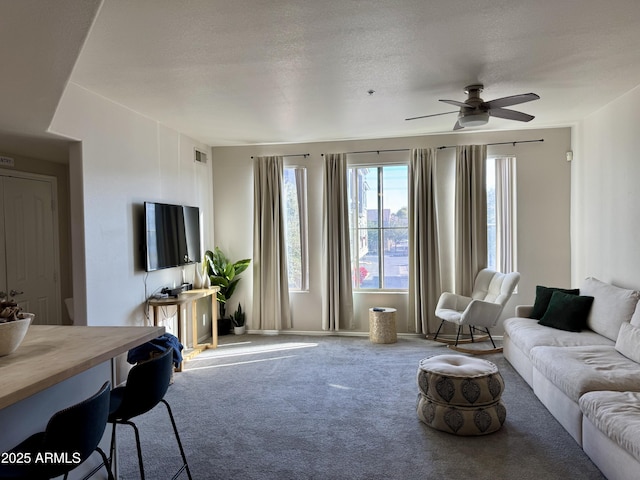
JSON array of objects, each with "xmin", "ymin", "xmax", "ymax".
[{"xmin": 244, "ymin": 329, "xmax": 430, "ymax": 338}]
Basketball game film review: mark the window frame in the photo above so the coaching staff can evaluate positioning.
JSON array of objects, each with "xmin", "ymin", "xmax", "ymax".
[
  {"xmin": 486, "ymin": 156, "xmax": 517, "ymax": 274},
  {"xmin": 348, "ymin": 162, "xmax": 409, "ymax": 292},
  {"xmin": 283, "ymin": 165, "xmax": 309, "ymax": 292}
]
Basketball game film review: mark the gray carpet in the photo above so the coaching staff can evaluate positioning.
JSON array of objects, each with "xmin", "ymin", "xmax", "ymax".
[{"xmin": 114, "ymin": 334, "xmax": 605, "ymax": 480}]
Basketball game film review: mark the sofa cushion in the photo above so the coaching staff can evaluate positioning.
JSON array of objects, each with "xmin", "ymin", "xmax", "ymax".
[
  {"xmin": 580, "ymin": 277, "xmax": 640, "ymax": 341},
  {"xmin": 631, "ymin": 301, "xmax": 640, "ymax": 327},
  {"xmin": 538, "ymin": 291, "xmax": 593, "ymax": 332},
  {"xmin": 530, "ymin": 345, "xmax": 640, "ymax": 402},
  {"xmin": 615, "ymin": 322, "xmax": 640, "ymax": 364},
  {"xmin": 529, "ymin": 285, "xmax": 580, "ymax": 320},
  {"xmin": 580, "ymin": 390, "xmax": 640, "ymax": 463},
  {"xmin": 503, "ymin": 317, "xmax": 614, "ymax": 353}
]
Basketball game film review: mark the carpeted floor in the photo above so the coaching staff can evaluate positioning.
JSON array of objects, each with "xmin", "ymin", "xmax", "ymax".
[{"xmin": 114, "ymin": 334, "xmax": 606, "ymax": 480}]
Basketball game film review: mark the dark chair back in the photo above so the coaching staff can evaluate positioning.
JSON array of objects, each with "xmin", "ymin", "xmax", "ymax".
[
  {"xmin": 41, "ymin": 381, "xmax": 111, "ymax": 477},
  {"xmin": 112, "ymin": 348, "xmax": 173, "ymax": 421}
]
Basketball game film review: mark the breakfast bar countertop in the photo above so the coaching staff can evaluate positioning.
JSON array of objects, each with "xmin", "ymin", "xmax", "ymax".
[{"xmin": 0, "ymin": 325, "xmax": 164, "ymax": 410}]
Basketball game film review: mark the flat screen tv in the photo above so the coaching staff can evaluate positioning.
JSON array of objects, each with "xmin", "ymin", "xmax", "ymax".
[{"xmin": 144, "ymin": 202, "xmax": 201, "ymax": 272}]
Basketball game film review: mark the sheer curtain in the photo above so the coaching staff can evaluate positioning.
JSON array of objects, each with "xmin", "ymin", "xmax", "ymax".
[
  {"xmin": 455, "ymin": 145, "xmax": 488, "ymax": 296},
  {"xmin": 253, "ymin": 156, "xmax": 291, "ymax": 330},
  {"xmin": 293, "ymin": 167, "xmax": 309, "ymax": 289},
  {"xmin": 495, "ymin": 156, "xmax": 517, "ymax": 273},
  {"xmin": 408, "ymin": 148, "xmax": 441, "ymax": 334},
  {"xmin": 322, "ymin": 153, "xmax": 353, "ymax": 331}
]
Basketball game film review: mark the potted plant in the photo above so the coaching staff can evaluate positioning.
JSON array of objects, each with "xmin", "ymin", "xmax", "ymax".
[
  {"xmin": 204, "ymin": 247, "xmax": 251, "ymax": 334},
  {"xmin": 231, "ymin": 303, "xmax": 246, "ymax": 335}
]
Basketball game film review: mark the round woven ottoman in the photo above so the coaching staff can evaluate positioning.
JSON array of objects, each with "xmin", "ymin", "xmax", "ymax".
[{"xmin": 416, "ymin": 354, "xmax": 506, "ymax": 435}]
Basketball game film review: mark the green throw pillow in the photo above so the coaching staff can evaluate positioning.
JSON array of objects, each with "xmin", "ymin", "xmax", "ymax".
[
  {"xmin": 538, "ymin": 291, "xmax": 594, "ymax": 332},
  {"xmin": 529, "ymin": 285, "xmax": 580, "ymax": 319}
]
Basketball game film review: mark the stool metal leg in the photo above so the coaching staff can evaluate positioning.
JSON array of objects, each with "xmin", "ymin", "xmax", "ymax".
[
  {"xmin": 110, "ymin": 421, "xmax": 146, "ymax": 480},
  {"xmin": 161, "ymin": 399, "xmax": 193, "ymax": 480}
]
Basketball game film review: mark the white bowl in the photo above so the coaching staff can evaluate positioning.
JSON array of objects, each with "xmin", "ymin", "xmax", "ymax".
[{"xmin": 0, "ymin": 313, "xmax": 34, "ymax": 356}]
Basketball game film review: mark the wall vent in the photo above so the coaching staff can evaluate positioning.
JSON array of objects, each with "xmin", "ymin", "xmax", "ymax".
[{"xmin": 194, "ymin": 148, "xmax": 208, "ymax": 164}]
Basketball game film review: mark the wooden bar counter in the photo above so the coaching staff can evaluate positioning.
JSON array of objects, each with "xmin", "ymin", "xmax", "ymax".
[{"xmin": 0, "ymin": 325, "xmax": 164, "ymax": 410}]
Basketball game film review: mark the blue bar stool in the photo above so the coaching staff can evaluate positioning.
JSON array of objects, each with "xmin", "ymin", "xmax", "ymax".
[
  {"xmin": 108, "ymin": 348, "xmax": 192, "ymax": 480},
  {"xmin": 0, "ymin": 381, "xmax": 113, "ymax": 480}
]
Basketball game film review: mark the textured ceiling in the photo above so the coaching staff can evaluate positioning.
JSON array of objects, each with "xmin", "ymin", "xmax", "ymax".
[
  {"xmin": 69, "ymin": 0, "xmax": 640, "ymax": 146},
  {"xmin": 2, "ymin": 0, "xmax": 640, "ymax": 158}
]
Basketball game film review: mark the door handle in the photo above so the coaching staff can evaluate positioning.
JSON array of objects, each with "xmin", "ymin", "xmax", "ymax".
[{"xmin": 9, "ymin": 290, "xmax": 23, "ymax": 297}]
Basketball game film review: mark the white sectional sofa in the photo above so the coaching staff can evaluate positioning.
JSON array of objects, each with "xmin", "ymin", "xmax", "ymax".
[{"xmin": 503, "ymin": 277, "xmax": 640, "ymax": 480}]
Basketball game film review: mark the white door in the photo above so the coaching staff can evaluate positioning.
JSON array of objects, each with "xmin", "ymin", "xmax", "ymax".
[{"xmin": 1, "ymin": 176, "xmax": 61, "ymax": 325}]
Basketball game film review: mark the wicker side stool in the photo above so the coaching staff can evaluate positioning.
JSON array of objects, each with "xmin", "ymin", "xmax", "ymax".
[{"xmin": 369, "ymin": 307, "xmax": 397, "ymax": 344}]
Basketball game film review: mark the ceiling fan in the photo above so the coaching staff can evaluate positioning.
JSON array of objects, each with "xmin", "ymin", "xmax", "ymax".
[{"xmin": 406, "ymin": 84, "xmax": 540, "ymax": 130}]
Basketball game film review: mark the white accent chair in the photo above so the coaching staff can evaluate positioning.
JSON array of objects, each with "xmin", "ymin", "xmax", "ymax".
[{"xmin": 434, "ymin": 269, "xmax": 520, "ymax": 353}]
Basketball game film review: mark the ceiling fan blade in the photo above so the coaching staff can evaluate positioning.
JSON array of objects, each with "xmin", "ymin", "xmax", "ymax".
[
  {"xmin": 453, "ymin": 120, "xmax": 464, "ymax": 130},
  {"xmin": 405, "ymin": 110, "xmax": 458, "ymax": 121},
  {"xmin": 439, "ymin": 99, "xmax": 468, "ymax": 108},
  {"xmin": 488, "ymin": 108, "xmax": 535, "ymax": 122},
  {"xmin": 483, "ymin": 93, "xmax": 540, "ymax": 109}
]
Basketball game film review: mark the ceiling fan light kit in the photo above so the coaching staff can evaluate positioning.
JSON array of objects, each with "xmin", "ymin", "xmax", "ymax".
[
  {"xmin": 406, "ymin": 84, "xmax": 540, "ymax": 131},
  {"xmin": 458, "ymin": 111, "xmax": 489, "ymax": 127}
]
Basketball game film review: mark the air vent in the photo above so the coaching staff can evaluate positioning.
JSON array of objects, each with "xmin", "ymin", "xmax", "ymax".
[{"xmin": 194, "ymin": 148, "xmax": 208, "ymax": 164}]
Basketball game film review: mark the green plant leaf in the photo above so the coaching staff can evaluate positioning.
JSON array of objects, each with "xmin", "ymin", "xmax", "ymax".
[
  {"xmin": 204, "ymin": 247, "xmax": 251, "ymax": 305},
  {"xmin": 226, "ymin": 278, "xmax": 241, "ymax": 299},
  {"xmin": 233, "ymin": 259, "xmax": 251, "ymax": 275},
  {"xmin": 224, "ymin": 263, "xmax": 236, "ymax": 280},
  {"xmin": 209, "ymin": 275, "xmax": 229, "ymax": 287}
]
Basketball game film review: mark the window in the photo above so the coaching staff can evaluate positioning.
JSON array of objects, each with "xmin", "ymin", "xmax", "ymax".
[
  {"xmin": 487, "ymin": 157, "xmax": 517, "ymax": 273},
  {"xmin": 348, "ymin": 165, "xmax": 409, "ymax": 290},
  {"xmin": 283, "ymin": 167, "xmax": 308, "ymax": 291}
]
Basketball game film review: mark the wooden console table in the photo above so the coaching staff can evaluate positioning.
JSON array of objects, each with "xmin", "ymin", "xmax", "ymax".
[{"xmin": 148, "ymin": 287, "xmax": 220, "ymax": 369}]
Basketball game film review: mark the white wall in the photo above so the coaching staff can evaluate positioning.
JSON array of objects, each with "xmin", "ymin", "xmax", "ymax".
[
  {"xmin": 45, "ymin": 79, "xmax": 575, "ymax": 336},
  {"xmin": 572, "ymin": 85, "xmax": 640, "ymax": 290},
  {"xmin": 213, "ymin": 126, "xmax": 572, "ymax": 335},
  {"xmin": 50, "ymin": 83, "xmax": 214, "ymax": 329}
]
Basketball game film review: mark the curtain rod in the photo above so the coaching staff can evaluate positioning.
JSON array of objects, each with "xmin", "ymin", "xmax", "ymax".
[
  {"xmin": 251, "ymin": 153, "xmax": 309, "ymax": 159},
  {"xmin": 436, "ymin": 139, "xmax": 544, "ymax": 150},
  {"xmin": 321, "ymin": 148, "xmax": 410, "ymax": 156}
]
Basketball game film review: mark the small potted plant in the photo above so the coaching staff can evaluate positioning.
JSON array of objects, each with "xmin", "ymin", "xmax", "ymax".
[{"xmin": 231, "ymin": 303, "xmax": 246, "ymax": 335}]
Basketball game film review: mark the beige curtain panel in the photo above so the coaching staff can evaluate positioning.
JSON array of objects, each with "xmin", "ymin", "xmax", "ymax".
[
  {"xmin": 455, "ymin": 145, "xmax": 488, "ymax": 296},
  {"xmin": 322, "ymin": 153, "xmax": 353, "ymax": 331},
  {"xmin": 408, "ymin": 148, "xmax": 442, "ymax": 335},
  {"xmin": 253, "ymin": 156, "xmax": 291, "ymax": 330}
]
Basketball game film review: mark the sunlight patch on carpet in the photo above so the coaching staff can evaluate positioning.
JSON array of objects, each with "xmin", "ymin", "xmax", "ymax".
[
  {"xmin": 189, "ymin": 341, "xmax": 318, "ymax": 361},
  {"xmin": 184, "ymin": 355, "xmax": 298, "ymax": 371},
  {"xmin": 329, "ymin": 383, "xmax": 354, "ymax": 390}
]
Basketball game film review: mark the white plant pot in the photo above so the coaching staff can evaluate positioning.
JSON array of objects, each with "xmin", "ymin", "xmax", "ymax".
[{"xmin": 234, "ymin": 325, "xmax": 246, "ymax": 335}]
